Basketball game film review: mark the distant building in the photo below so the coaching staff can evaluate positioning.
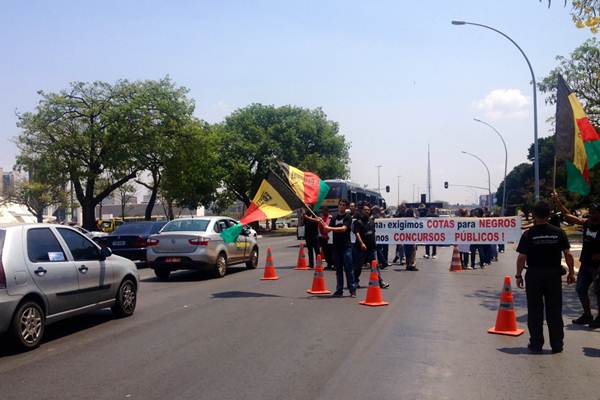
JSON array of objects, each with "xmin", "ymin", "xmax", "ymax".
[
  {"xmin": 479, "ymin": 193, "xmax": 497, "ymax": 209},
  {"xmin": 0, "ymin": 168, "xmax": 16, "ymax": 196}
]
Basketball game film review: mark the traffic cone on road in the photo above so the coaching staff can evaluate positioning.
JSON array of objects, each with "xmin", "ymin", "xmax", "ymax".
[
  {"xmin": 295, "ymin": 243, "xmax": 310, "ymax": 270},
  {"xmin": 359, "ymin": 260, "xmax": 389, "ymax": 307},
  {"xmin": 488, "ymin": 276, "xmax": 524, "ymax": 336},
  {"xmin": 307, "ymin": 255, "xmax": 331, "ymax": 294},
  {"xmin": 449, "ymin": 246, "xmax": 462, "ymax": 272},
  {"xmin": 261, "ymin": 247, "xmax": 280, "ymax": 281}
]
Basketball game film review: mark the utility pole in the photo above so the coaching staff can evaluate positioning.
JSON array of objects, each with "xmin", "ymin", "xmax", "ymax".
[
  {"xmin": 412, "ymin": 184, "xmax": 415, "ymax": 202},
  {"xmin": 427, "ymin": 144, "xmax": 432, "ymax": 203},
  {"xmin": 376, "ymin": 165, "xmax": 383, "ymax": 194},
  {"xmin": 396, "ymin": 175, "xmax": 401, "ymax": 206}
]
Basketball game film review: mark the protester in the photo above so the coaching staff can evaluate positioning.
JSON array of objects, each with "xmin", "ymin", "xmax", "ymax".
[
  {"xmin": 552, "ymin": 192, "xmax": 600, "ymax": 328},
  {"xmin": 318, "ymin": 207, "xmax": 333, "ymax": 269},
  {"xmin": 392, "ymin": 203, "xmax": 407, "ymax": 265},
  {"xmin": 457, "ymin": 209, "xmax": 471, "ymax": 269},
  {"xmin": 424, "ymin": 206, "xmax": 438, "ymax": 259},
  {"xmin": 319, "ymin": 199, "xmax": 356, "ymax": 298},
  {"xmin": 470, "ymin": 208, "xmax": 485, "ymax": 269},
  {"xmin": 404, "ymin": 207, "xmax": 418, "ymax": 271},
  {"xmin": 301, "ymin": 208, "xmax": 320, "ymax": 269},
  {"xmin": 372, "ymin": 206, "xmax": 390, "ymax": 269},
  {"xmin": 353, "ymin": 202, "xmax": 390, "ymax": 289},
  {"xmin": 516, "ymin": 201, "xmax": 575, "ymax": 353}
]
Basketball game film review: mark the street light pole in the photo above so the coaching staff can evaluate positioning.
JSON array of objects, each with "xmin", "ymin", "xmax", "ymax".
[
  {"xmin": 396, "ymin": 175, "xmax": 401, "ymax": 206},
  {"xmin": 452, "ymin": 20, "xmax": 539, "ymax": 201},
  {"xmin": 474, "ymin": 118, "xmax": 508, "ymax": 215},
  {"xmin": 376, "ymin": 165, "xmax": 382, "ymax": 194},
  {"xmin": 461, "ymin": 150, "xmax": 492, "ymax": 208}
]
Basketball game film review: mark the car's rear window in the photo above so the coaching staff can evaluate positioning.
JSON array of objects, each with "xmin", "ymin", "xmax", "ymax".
[
  {"xmin": 161, "ymin": 219, "xmax": 209, "ymax": 232},
  {"xmin": 114, "ymin": 223, "xmax": 155, "ymax": 235}
]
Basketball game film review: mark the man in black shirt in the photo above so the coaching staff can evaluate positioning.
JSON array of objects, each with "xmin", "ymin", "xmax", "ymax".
[
  {"xmin": 302, "ymin": 209, "xmax": 320, "ymax": 269},
  {"xmin": 353, "ymin": 202, "xmax": 389, "ymax": 290},
  {"xmin": 320, "ymin": 199, "xmax": 356, "ymax": 297},
  {"xmin": 516, "ymin": 201, "xmax": 575, "ymax": 354},
  {"xmin": 551, "ymin": 192, "xmax": 600, "ymax": 328}
]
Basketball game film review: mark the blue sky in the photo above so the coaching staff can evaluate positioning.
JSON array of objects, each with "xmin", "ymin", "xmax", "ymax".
[{"xmin": 0, "ymin": 0, "xmax": 594, "ymax": 204}]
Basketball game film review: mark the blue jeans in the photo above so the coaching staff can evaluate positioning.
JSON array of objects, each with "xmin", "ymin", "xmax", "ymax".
[{"xmin": 333, "ymin": 247, "xmax": 355, "ymax": 294}]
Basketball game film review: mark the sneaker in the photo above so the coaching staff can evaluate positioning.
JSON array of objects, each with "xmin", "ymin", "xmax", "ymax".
[
  {"xmin": 572, "ymin": 314, "xmax": 593, "ymax": 325},
  {"xmin": 423, "ymin": 254, "xmax": 430, "ymax": 259},
  {"xmin": 407, "ymin": 266, "xmax": 419, "ymax": 271},
  {"xmin": 392, "ymin": 257, "xmax": 399, "ymax": 263},
  {"xmin": 589, "ymin": 316, "xmax": 600, "ymax": 329},
  {"xmin": 380, "ymin": 281, "xmax": 390, "ymax": 289},
  {"xmin": 432, "ymin": 255, "xmax": 437, "ymax": 259},
  {"xmin": 527, "ymin": 344, "xmax": 543, "ymax": 354},
  {"xmin": 400, "ymin": 261, "xmax": 406, "ymax": 266},
  {"xmin": 331, "ymin": 291, "xmax": 343, "ymax": 297}
]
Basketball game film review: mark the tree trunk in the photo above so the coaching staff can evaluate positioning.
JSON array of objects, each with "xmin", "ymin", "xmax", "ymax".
[
  {"xmin": 82, "ymin": 198, "xmax": 97, "ymax": 231},
  {"xmin": 35, "ymin": 212, "xmax": 43, "ymax": 223},
  {"xmin": 121, "ymin": 203, "xmax": 126, "ymax": 220},
  {"xmin": 145, "ymin": 186, "xmax": 158, "ymax": 221},
  {"xmin": 167, "ymin": 200, "xmax": 175, "ymax": 220}
]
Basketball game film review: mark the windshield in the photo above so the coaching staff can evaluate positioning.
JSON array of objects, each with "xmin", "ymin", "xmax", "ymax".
[
  {"xmin": 325, "ymin": 182, "xmax": 343, "ymax": 199},
  {"xmin": 161, "ymin": 219, "xmax": 209, "ymax": 232},
  {"xmin": 113, "ymin": 223, "xmax": 156, "ymax": 235}
]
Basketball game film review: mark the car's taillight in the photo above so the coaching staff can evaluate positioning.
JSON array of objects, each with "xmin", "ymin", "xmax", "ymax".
[
  {"xmin": 147, "ymin": 238, "xmax": 160, "ymax": 246},
  {"xmin": 189, "ymin": 237, "xmax": 209, "ymax": 246},
  {"xmin": 132, "ymin": 236, "xmax": 147, "ymax": 248},
  {"xmin": 0, "ymin": 260, "xmax": 6, "ymax": 289}
]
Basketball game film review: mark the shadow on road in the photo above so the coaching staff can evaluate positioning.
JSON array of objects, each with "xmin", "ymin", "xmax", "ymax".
[
  {"xmin": 582, "ymin": 347, "xmax": 600, "ymax": 357},
  {"xmin": 0, "ymin": 310, "xmax": 115, "ymax": 358},
  {"xmin": 141, "ymin": 266, "xmax": 249, "ymax": 283},
  {"xmin": 497, "ymin": 347, "xmax": 551, "ymax": 355},
  {"xmin": 212, "ymin": 291, "xmax": 283, "ymax": 299}
]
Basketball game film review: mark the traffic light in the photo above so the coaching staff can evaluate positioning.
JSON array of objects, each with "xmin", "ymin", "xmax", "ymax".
[
  {"xmin": 444, "ymin": 181, "xmax": 449, "ymax": 189},
  {"xmin": 385, "ymin": 185, "xmax": 390, "ymax": 193}
]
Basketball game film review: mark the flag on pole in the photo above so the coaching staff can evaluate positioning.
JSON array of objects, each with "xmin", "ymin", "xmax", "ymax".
[
  {"xmin": 220, "ymin": 172, "xmax": 305, "ymax": 243},
  {"xmin": 277, "ymin": 161, "xmax": 330, "ymax": 210},
  {"xmin": 555, "ymin": 74, "xmax": 600, "ymax": 196}
]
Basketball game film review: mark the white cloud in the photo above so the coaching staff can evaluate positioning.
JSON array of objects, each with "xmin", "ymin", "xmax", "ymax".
[{"xmin": 474, "ymin": 89, "xmax": 530, "ymax": 119}]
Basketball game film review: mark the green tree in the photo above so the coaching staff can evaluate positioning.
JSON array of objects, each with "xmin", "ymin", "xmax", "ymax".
[
  {"xmin": 16, "ymin": 78, "xmax": 194, "ymax": 230},
  {"xmin": 538, "ymin": 38, "xmax": 600, "ymax": 127},
  {"xmin": 218, "ymin": 104, "xmax": 350, "ymax": 206}
]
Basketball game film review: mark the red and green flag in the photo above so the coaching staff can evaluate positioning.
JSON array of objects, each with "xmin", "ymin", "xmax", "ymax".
[
  {"xmin": 277, "ymin": 162, "xmax": 330, "ymax": 210},
  {"xmin": 555, "ymin": 74, "xmax": 600, "ymax": 196},
  {"xmin": 220, "ymin": 172, "xmax": 305, "ymax": 243}
]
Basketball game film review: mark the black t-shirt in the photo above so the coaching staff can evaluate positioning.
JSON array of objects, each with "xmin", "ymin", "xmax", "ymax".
[
  {"xmin": 353, "ymin": 216, "xmax": 376, "ymax": 251},
  {"xmin": 580, "ymin": 221, "xmax": 600, "ymax": 267},
  {"xmin": 330, "ymin": 214, "xmax": 352, "ymax": 250},
  {"xmin": 516, "ymin": 223, "xmax": 570, "ymax": 270},
  {"xmin": 303, "ymin": 215, "xmax": 319, "ymax": 240}
]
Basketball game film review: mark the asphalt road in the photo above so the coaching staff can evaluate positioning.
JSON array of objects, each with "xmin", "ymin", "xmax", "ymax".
[{"xmin": 1, "ymin": 236, "xmax": 599, "ymax": 400}]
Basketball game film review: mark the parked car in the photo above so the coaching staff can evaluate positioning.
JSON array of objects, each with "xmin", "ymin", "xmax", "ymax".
[
  {"xmin": 74, "ymin": 226, "xmax": 108, "ymax": 240},
  {"xmin": 146, "ymin": 217, "xmax": 259, "ymax": 280},
  {"xmin": 95, "ymin": 221, "xmax": 167, "ymax": 261},
  {"xmin": 0, "ymin": 224, "xmax": 139, "ymax": 351}
]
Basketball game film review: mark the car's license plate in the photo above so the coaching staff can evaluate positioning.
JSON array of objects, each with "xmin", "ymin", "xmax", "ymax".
[
  {"xmin": 165, "ymin": 257, "xmax": 181, "ymax": 263},
  {"xmin": 112, "ymin": 241, "xmax": 126, "ymax": 246}
]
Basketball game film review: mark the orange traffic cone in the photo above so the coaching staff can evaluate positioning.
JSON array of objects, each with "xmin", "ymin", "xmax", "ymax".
[
  {"xmin": 488, "ymin": 276, "xmax": 524, "ymax": 336},
  {"xmin": 359, "ymin": 260, "xmax": 389, "ymax": 307},
  {"xmin": 307, "ymin": 255, "xmax": 331, "ymax": 294},
  {"xmin": 261, "ymin": 247, "xmax": 280, "ymax": 281},
  {"xmin": 295, "ymin": 243, "xmax": 310, "ymax": 270},
  {"xmin": 449, "ymin": 245, "xmax": 462, "ymax": 272}
]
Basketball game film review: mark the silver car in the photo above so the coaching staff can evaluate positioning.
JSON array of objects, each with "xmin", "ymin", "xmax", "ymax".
[
  {"xmin": 146, "ymin": 217, "xmax": 259, "ymax": 280},
  {"xmin": 0, "ymin": 224, "xmax": 139, "ymax": 351}
]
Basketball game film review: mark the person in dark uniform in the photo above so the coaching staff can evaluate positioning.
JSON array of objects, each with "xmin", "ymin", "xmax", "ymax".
[
  {"xmin": 353, "ymin": 202, "xmax": 389, "ymax": 289},
  {"xmin": 551, "ymin": 192, "xmax": 600, "ymax": 328},
  {"xmin": 320, "ymin": 199, "xmax": 356, "ymax": 298},
  {"xmin": 516, "ymin": 201, "xmax": 575, "ymax": 354},
  {"xmin": 302, "ymin": 209, "xmax": 320, "ymax": 269}
]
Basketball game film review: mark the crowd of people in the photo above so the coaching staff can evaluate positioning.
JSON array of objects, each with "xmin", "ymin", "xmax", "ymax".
[{"xmin": 301, "ymin": 200, "xmax": 505, "ymax": 297}]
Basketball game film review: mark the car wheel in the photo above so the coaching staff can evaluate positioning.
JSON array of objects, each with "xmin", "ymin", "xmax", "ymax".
[
  {"xmin": 213, "ymin": 253, "xmax": 227, "ymax": 278},
  {"xmin": 154, "ymin": 268, "xmax": 171, "ymax": 281},
  {"xmin": 112, "ymin": 279, "xmax": 137, "ymax": 318},
  {"xmin": 245, "ymin": 248, "xmax": 258, "ymax": 269},
  {"xmin": 10, "ymin": 301, "xmax": 45, "ymax": 351}
]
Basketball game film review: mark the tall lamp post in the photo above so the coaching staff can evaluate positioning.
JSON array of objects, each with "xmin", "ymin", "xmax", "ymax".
[
  {"xmin": 396, "ymin": 175, "xmax": 401, "ymax": 206},
  {"xmin": 376, "ymin": 165, "xmax": 383, "ymax": 194},
  {"xmin": 474, "ymin": 118, "xmax": 508, "ymax": 216},
  {"xmin": 452, "ymin": 20, "xmax": 539, "ymax": 202},
  {"xmin": 461, "ymin": 151, "xmax": 492, "ymax": 208}
]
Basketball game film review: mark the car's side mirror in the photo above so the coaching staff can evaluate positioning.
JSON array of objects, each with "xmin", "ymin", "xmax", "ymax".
[
  {"xmin": 100, "ymin": 247, "xmax": 112, "ymax": 261},
  {"xmin": 241, "ymin": 227, "xmax": 251, "ymax": 236}
]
